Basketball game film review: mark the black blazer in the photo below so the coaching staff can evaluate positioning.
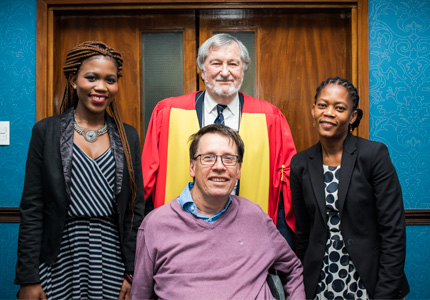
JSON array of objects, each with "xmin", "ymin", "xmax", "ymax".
[
  {"xmin": 15, "ymin": 108, "xmax": 145, "ymax": 285},
  {"xmin": 291, "ymin": 133, "xmax": 409, "ymax": 299}
]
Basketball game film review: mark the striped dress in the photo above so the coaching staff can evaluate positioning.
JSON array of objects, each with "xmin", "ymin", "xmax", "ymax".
[{"xmin": 39, "ymin": 143, "xmax": 125, "ymax": 299}]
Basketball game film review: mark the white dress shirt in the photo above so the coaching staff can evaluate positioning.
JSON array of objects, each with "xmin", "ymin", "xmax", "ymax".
[{"xmin": 203, "ymin": 92, "xmax": 240, "ymax": 131}]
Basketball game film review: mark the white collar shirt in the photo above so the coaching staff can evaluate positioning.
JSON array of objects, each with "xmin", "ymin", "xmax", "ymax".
[{"xmin": 203, "ymin": 92, "xmax": 240, "ymax": 131}]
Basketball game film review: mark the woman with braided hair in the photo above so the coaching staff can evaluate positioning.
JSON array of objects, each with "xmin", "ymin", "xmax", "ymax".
[
  {"xmin": 291, "ymin": 77, "xmax": 409, "ymax": 299},
  {"xmin": 15, "ymin": 41, "xmax": 145, "ymax": 299}
]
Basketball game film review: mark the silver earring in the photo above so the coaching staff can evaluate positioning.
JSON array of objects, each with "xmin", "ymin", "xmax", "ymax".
[{"xmin": 73, "ymin": 84, "xmax": 77, "ymax": 89}]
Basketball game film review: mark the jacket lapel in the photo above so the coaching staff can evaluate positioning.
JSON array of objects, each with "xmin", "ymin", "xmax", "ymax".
[
  {"xmin": 60, "ymin": 109, "xmax": 124, "ymax": 198},
  {"xmin": 107, "ymin": 115, "xmax": 124, "ymax": 196},
  {"xmin": 195, "ymin": 91, "xmax": 204, "ymax": 128},
  {"xmin": 60, "ymin": 108, "xmax": 75, "ymax": 202},
  {"xmin": 338, "ymin": 134, "xmax": 357, "ymax": 213},
  {"xmin": 308, "ymin": 143, "xmax": 327, "ymax": 223}
]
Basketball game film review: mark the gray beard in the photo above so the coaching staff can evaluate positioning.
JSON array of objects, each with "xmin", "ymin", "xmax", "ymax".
[{"xmin": 206, "ymin": 77, "xmax": 244, "ymax": 100}]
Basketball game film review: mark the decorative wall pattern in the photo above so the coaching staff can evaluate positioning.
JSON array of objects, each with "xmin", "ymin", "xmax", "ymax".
[
  {"xmin": 0, "ymin": 223, "xmax": 19, "ymax": 299},
  {"xmin": 0, "ymin": 0, "xmax": 36, "ymax": 207},
  {"xmin": 369, "ymin": 0, "xmax": 430, "ymax": 209},
  {"xmin": 0, "ymin": 0, "xmax": 36, "ymax": 298},
  {"xmin": 405, "ymin": 225, "xmax": 430, "ymax": 300},
  {"xmin": 369, "ymin": 0, "xmax": 430, "ymax": 298}
]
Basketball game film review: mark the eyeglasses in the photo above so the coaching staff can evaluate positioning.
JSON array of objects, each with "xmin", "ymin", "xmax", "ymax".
[{"xmin": 194, "ymin": 154, "xmax": 239, "ymax": 166}]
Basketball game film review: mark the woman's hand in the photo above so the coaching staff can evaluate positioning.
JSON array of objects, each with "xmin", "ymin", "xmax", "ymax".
[
  {"xmin": 118, "ymin": 279, "xmax": 132, "ymax": 300},
  {"xmin": 19, "ymin": 284, "xmax": 47, "ymax": 300}
]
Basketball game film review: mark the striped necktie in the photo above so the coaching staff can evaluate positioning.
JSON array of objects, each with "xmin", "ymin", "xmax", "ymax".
[{"xmin": 214, "ymin": 104, "xmax": 227, "ymax": 125}]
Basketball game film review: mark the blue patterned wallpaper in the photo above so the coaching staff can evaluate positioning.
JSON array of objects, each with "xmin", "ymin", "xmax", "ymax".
[
  {"xmin": 0, "ymin": 0, "xmax": 36, "ymax": 207},
  {"xmin": 405, "ymin": 226, "xmax": 430, "ymax": 300},
  {"xmin": 369, "ymin": 0, "xmax": 430, "ymax": 209},
  {"xmin": 369, "ymin": 0, "xmax": 430, "ymax": 299},
  {"xmin": 0, "ymin": 223, "xmax": 19, "ymax": 299},
  {"xmin": 0, "ymin": 0, "xmax": 429, "ymax": 298},
  {"xmin": 0, "ymin": 0, "xmax": 36, "ymax": 298}
]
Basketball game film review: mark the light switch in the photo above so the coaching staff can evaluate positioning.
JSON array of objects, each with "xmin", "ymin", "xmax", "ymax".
[{"xmin": 0, "ymin": 121, "xmax": 10, "ymax": 145}]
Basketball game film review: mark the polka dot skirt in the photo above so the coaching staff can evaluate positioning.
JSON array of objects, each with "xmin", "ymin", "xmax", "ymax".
[{"xmin": 315, "ymin": 165, "xmax": 368, "ymax": 300}]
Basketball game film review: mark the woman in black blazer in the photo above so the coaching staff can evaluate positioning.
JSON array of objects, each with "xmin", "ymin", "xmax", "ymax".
[
  {"xmin": 291, "ymin": 77, "xmax": 409, "ymax": 300},
  {"xmin": 15, "ymin": 41, "xmax": 145, "ymax": 299}
]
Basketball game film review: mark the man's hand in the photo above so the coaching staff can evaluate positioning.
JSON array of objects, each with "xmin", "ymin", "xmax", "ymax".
[
  {"xmin": 118, "ymin": 279, "xmax": 132, "ymax": 300},
  {"xmin": 19, "ymin": 284, "xmax": 47, "ymax": 300}
]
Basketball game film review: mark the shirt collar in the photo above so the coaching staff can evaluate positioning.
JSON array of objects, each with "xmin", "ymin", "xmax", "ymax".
[
  {"xmin": 204, "ymin": 92, "xmax": 239, "ymax": 117},
  {"xmin": 177, "ymin": 182, "xmax": 232, "ymax": 223},
  {"xmin": 177, "ymin": 182, "xmax": 195, "ymax": 208}
]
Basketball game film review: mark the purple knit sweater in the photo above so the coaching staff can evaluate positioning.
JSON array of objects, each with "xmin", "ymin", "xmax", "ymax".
[{"xmin": 131, "ymin": 195, "xmax": 305, "ymax": 299}]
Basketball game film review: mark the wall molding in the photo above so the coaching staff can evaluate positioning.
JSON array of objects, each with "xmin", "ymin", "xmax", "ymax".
[
  {"xmin": 1, "ymin": 207, "xmax": 429, "ymax": 224},
  {"xmin": 404, "ymin": 210, "xmax": 430, "ymax": 225},
  {"xmin": 0, "ymin": 207, "xmax": 20, "ymax": 223}
]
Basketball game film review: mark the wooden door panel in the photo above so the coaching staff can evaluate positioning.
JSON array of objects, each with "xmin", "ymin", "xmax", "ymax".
[
  {"xmin": 53, "ymin": 11, "xmax": 196, "ymax": 147},
  {"xmin": 199, "ymin": 9, "xmax": 258, "ymax": 92},
  {"xmin": 200, "ymin": 9, "xmax": 353, "ymax": 152},
  {"xmin": 137, "ymin": 10, "xmax": 196, "ymax": 95},
  {"xmin": 54, "ymin": 13, "xmax": 142, "ymax": 138},
  {"xmin": 137, "ymin": 11, "xmax": 196, "ymax": 136},
  {"xmin": 257, "ymin": 10, "xmax": 352, "ymax": 151}
]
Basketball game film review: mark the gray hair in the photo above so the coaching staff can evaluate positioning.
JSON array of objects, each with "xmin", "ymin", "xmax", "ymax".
[{"xmin": 196, "ymin": 33, "xmax": 251, "ymax": 72}]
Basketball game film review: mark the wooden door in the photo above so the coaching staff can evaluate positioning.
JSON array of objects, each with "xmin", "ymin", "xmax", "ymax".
[
  {"xmin": 51, "ymin": 10, "xmax": 196, "ymax": 148},
  {"xmin": 48, "ymin": 7, "xmax": 360, "ymax": 153},
  {"xmin": 200, "ymin": 8, "xmax": 354, "ymax": 152}
]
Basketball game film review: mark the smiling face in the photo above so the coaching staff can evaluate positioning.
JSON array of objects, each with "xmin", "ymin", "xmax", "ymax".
[
  {"xmin": 71, "ymin": 55, "xmax": 119, "ymax": 116},
  {"xmin": 189, "ymin": 132, "xmax": 241, "ymax": 206},
  {"xmin": 312, "ymin": 84, "xmax": 358, "ymax": 142},
  {"xmin": 201, "ymin": 42, "xmax": 244, "ymax": 105}
]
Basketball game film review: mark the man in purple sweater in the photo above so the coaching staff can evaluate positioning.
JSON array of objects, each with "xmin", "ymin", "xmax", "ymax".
[{"xmin": 131, "ymin": 124, "xmax": 305, "ymax": 299}]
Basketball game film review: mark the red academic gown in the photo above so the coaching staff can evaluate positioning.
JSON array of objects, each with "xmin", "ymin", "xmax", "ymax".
[{"xmin": 142, "ymin": 91, "xmax": 297, "ymax": 231}]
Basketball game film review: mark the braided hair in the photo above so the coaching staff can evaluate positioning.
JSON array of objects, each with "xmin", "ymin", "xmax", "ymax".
[
  {"xmin": 60, "ymin": 41, "xmax": 137, "ymax": 215},
  {"xmin": 314, "ymin": 77, "xmax": 363, "ymax": 131}
]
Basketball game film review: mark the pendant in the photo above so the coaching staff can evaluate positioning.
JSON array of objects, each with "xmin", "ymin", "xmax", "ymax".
[
  {"xmin": 73, "ymin": 114, "xmax": 108, "ymax": 143},
  {"xmin": 84, "ymin": 130, "xmax": 98, "ymax": 143}
]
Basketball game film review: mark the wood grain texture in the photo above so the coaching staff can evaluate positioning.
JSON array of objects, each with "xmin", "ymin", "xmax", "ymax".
[
  {"xmin": 36, "ymin": 0, "xmax": 48, "ymax": 122},
  {"xmin": 260, "ymin": 10, "xmax": 352, "ymax": 152},
  {"xmin": 47, "ymin": 10, "xmax": 196, "ymax": 149},
  {"xmin": 356, "ymin": 0, "xmax": 369, "ymax": 139},
  {"xmin": 51, "ymin": 13, "xmax": 142, "ymax": 143},
  {"xmin": 0, "ymin": 208, "xmax": 20, "ymax": 223},
  {"xmin": 200, "ymin": 8, "xmax": 356, "ymax": 152},
  {"xmin": 36, "ymin": 0, "xmax": 369, "ymax": 152}
]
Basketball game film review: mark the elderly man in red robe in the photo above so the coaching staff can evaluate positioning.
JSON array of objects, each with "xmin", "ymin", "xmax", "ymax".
[{"xmin": 142, "ymin": 33, "xmax": 297, "ymax": 246}]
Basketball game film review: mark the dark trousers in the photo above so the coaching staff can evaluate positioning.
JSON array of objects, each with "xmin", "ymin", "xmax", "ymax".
[{"xmin": 276, "ymin": 193, "xmax": 295, "ymax": 250}]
